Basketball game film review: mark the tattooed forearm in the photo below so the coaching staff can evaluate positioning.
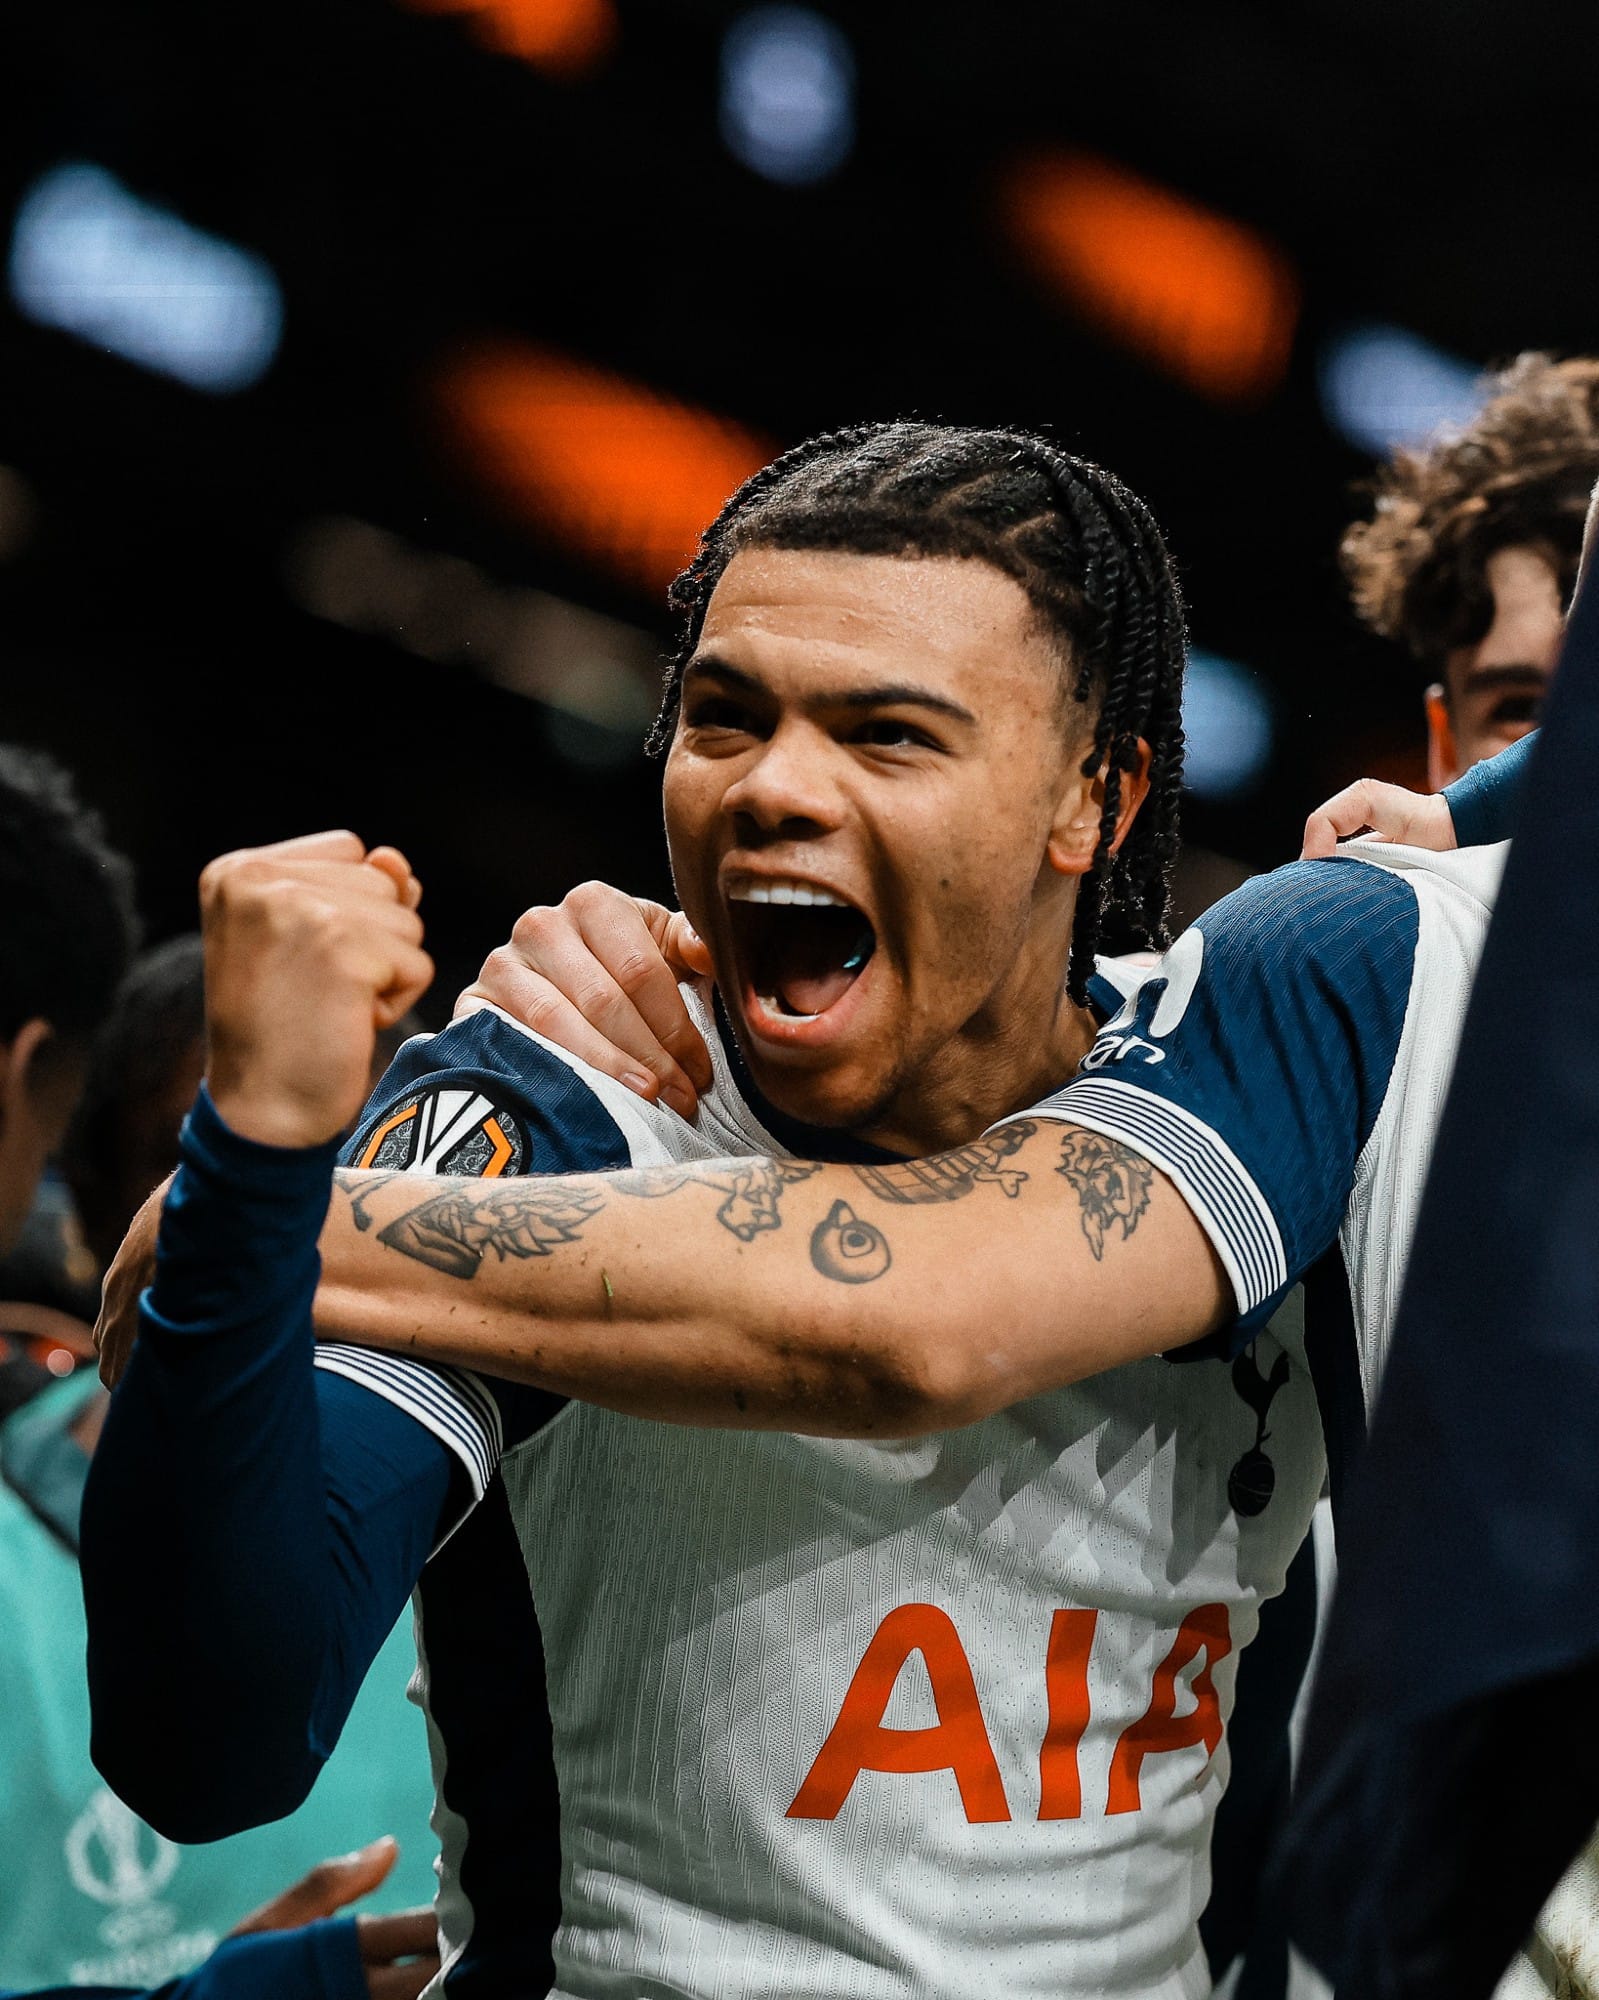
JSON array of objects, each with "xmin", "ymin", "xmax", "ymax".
[
  {"xmin": 333, "ymin": 1154, "xmax": 828, "ymax": 1278},
  {"xmin": 333, "ymin": 1119, "xmax": 1153, "ymax": 1289},
  {"xmin": 852, "ymin": 1122, "xmax": 1034, "ymax": 1205},
  {"xmin": 1054, "ymin": 1129, "xmax": 1153, "ymax": 1260}
]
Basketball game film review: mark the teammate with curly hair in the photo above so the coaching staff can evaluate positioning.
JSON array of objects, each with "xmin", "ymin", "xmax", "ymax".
[{"xmin": 1343, "ymin": 351, "xmax": 1599, "ymax": 788}]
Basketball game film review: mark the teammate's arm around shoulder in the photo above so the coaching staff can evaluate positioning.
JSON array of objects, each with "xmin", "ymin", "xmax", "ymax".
[
  {"xmin": 1300, "ymin": 728, "xmax": 1535, "ymax": 857},
  {"xmin": 454, "ymin": 880, "xmax": 713, "ymax": 1118}
]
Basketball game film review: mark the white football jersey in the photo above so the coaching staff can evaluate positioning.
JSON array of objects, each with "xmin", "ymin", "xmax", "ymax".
[{"xmin": 321, "ymin": 976, "xmax": 1333, "ymax": 1999}]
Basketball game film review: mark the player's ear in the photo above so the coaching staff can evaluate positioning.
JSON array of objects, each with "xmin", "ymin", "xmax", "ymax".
[
  {"xmin": 0, "ymin": 1019, "xmax": 55, "ymax": 1124},
  {"xmin": 1425, "ymin": 685, "xmax": 1460, "ymax": 790},
  {"xmin": 1046, "ymin": 739, "xmax": 1152, "ymax": 877},
  {"xmin": 0, "ymin": 1020, "xmax": 69, "ymax": 1255}
]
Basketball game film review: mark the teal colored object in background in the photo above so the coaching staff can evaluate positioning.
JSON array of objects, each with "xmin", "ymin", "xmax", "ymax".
[{"xmin": 0, "ymin": 1374, "xmax": 437, "ymax": 1989}]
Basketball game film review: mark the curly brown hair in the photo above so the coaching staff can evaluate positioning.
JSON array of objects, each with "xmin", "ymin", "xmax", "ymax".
[{"xmin": 1342, "ymin": 352, "xmax": 1599, "ymax": 672}]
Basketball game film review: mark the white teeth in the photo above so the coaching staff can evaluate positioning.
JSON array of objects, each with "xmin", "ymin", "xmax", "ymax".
[
  {"xmin": 729, "ymin": 881, "xmax": 847, "ymax": 907},
  {"xmin": 756, "ymin": 993, "xmax": 820, "ymax": 1022}
]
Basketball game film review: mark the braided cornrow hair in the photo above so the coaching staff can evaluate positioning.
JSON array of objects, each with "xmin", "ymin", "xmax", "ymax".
[{"xmin": 651, "ymin": 420, "xmax": 1187, "ymax": 1005}]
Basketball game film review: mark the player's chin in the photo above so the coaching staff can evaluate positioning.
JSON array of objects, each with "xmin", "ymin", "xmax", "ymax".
[{"xmin": 746, "ymin": 1051, "xmax": 897, "ymax": 1134}]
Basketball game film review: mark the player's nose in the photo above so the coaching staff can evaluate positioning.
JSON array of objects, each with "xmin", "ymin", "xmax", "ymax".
[{"xmin": 721, "ymin": 725, "xmax": 846, "ymax": 839}]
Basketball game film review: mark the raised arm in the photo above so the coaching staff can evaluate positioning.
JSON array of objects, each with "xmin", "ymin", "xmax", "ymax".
[
  {"xmin": 100, "ymin": 846, "xmax": 1420, "ymax": 1445},
  {"xmin": 82, "ymin": 835, "xmax": 456, "ymax": 1840}
]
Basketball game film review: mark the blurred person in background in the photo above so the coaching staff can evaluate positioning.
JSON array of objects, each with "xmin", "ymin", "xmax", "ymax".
[
  {"xmin": 1342, "ymin": 351, "xmax": 1599, "ymax": 790},
  {"xmin": 0, "ymin": 744, "xmax": 437, "ymax": 1999}
]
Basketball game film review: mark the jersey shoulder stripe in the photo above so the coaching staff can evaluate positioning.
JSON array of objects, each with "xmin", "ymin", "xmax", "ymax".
[
  {"xmin": 1029, "ymin": 1073, "xmax": 1287, "ymax": 1312},
  {"xmin": 315, "ymin": 1345, "xmax": 503, "ymax": 1502},
  {"xmin": 1016, "ymin": 856, "xmax": 1422, "ymax": 1340}
]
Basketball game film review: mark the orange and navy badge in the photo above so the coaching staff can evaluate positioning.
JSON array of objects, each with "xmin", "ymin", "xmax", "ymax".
[{"xmin": 358, "ymin": 1088, "xmax": 527, "ymax": 1180}]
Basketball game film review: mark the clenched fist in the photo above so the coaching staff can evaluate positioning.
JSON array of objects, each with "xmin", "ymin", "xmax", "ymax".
[{"xmin": 202, "ymin": 830, "xmax": 433, "ymax": 1150}]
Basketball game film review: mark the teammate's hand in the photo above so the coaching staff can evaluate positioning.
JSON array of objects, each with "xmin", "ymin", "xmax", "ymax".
[
  {"xmin": 94, "ymin": 1172, "xmax": 169, "ymax": 1388},
  {"xmin": 227, "ymin": 1834, "xmax": 440, "ymax": 2000},
  {"xmin": 1300, "ymin": 778, "xmax": 1457, "ymax": 859},
  {"xmin": 228, "ymin": 1834, "xmax": 405, "ymax": 1934},
  {"xmin": 201, "ymin": 832, "xmax": 433, "ymax": 1150},
  {"xmin": 454, "ymin": 883, "xmax": 714, "ymax": 1118}
]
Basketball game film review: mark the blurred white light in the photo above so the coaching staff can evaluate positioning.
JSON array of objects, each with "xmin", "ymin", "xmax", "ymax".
[
  {"xmin": 1183, "ymin": 650, "xmax": 1274, "ymax": 801},
  {"xmin": 8, "ymin": 162, "xmax": 283, "ymax": 393},
  {"xmin": 720, "ymin": 7, "xmax": 855, "ymax": 186},
  {"xmin": 1318, "ymin": 323, "xmax": 1486, "ymax": 457},
  {"xmin": 285, "ymin": 513, "xmax": 658, "ymax": 771}
]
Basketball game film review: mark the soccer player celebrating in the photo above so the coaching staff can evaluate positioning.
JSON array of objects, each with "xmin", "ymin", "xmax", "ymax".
[{"xmin": 84, "ymin": 423, "xmax": 1513, "ymax": 1997}]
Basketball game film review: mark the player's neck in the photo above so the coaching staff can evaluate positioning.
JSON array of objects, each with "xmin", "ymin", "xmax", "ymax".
[{"xmin": 855, "ymin": 953, "xmax": 1099, "ymax": 1157}]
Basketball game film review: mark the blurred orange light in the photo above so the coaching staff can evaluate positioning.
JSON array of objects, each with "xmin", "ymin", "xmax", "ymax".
[
  {"xmin": 399, "ymin": 0, "xmax": 616, "ymax": 77},
  {"xmin": 440, "ymin": 343, "xmax": 775, "ymax": 596},
  {"xmin": 1002, "ymin": 153, "xmax": 1299, "ymax": 404}
]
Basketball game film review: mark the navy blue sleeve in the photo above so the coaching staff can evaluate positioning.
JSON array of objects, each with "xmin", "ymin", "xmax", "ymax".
[
  {"xmin": 83, "ymin": 1088, "xmax": 458, "ymax": 1841},
  {"xmin": 1022, "ymin": 857, "xmax": 1419, "ymax": 1341},
  {"xmin": 1441, "ymin": 730, "xmax": 1536, "ymax": 846},
  {"xmin": 84, "ymin": 1015, "xmax": 633, "ymax": 1842},
  {"xmin": 2, "ymin": 1915, "xmax": 365, "ymax": 2000}
]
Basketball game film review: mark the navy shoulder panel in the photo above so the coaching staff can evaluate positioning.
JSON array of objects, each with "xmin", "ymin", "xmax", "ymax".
[
  {"xmin": 341, "ymin": 1010, "xmax": 631, "ymax": 1179},
  {"xmin": 1042, "ymin": 857, "xmax": 1421, "ymax": 1332}
]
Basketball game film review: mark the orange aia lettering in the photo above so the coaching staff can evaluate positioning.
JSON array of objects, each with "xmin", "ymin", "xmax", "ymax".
[
  {"xmin": 787, "ymin": 1603, "xmax": 1012, "ymax": 1824},
  {"xmin": 1106, "ymin": 1603, "xmax": 1231, "ymax": 1815},
  {"xmin": 1038, "ymin": 1609, "xmax": 1098, "ymax": 1820}
]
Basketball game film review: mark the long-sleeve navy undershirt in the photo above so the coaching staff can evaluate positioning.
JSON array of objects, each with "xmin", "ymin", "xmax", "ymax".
[
  {"xmin": 1440, "ymin": 728, "xmax": 1535, "ymax": 846},
  {"xmin": 82, "ymin": 1087, "xmax": 460, "ymax": 1843}
]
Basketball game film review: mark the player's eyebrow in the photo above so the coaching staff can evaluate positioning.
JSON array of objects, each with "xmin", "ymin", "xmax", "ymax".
[
  {"xmin": 685, "ymin": 653, "xmax": 977, "ymax": 724},
  {"xmin": 1459, "ymin": 662, "xmax": 1550, "ymax": 695}
]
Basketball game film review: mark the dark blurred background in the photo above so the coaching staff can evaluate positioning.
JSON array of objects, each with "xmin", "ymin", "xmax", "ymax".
[{"xmin": 5, "ymin": 0, "xmax": 1596, "ymax": 1015}]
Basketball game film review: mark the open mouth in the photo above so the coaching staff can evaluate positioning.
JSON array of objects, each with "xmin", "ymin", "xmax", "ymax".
[{"xmin": 726, "ymin": 881, "xmax": 877, "ymax": 1026}]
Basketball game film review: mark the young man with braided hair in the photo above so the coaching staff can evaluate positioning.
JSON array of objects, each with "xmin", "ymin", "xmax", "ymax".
[{"xmin": 83, "ymin": 419, "xmax": 1518, "ymax": 1997}]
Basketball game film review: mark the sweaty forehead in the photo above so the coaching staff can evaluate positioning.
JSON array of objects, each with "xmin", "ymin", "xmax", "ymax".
[{"xmin": 696, "ymin": 548, "xmax": 1056, "ymax": 695}]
